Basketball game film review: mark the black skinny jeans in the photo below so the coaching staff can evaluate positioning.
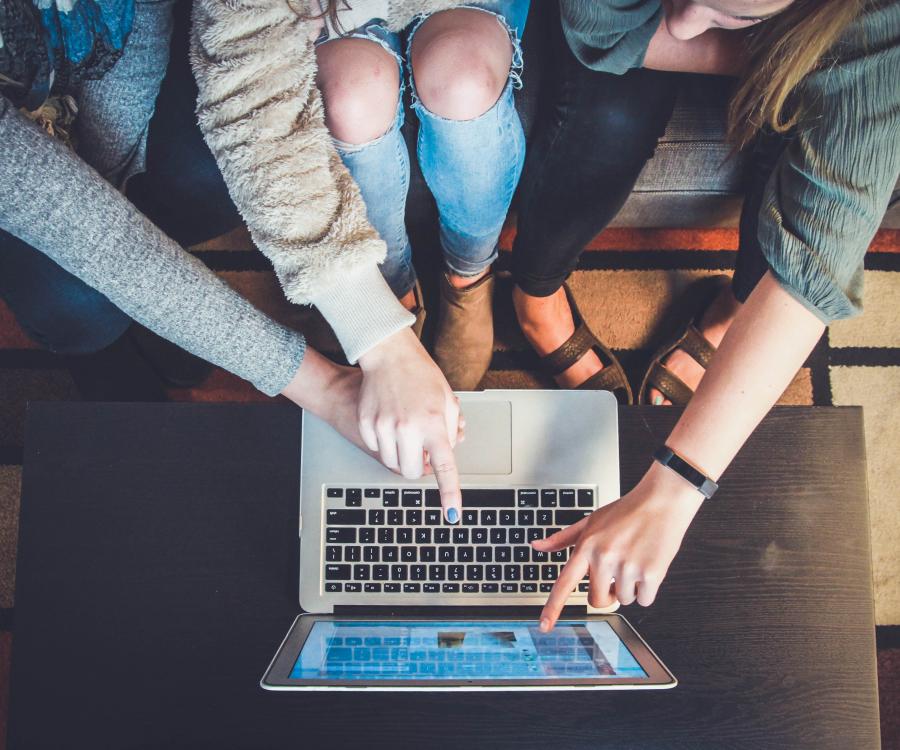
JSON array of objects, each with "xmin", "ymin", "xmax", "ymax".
[{"xmin": 513, "ymin": 11, "xmax": 783, "ymax": 303}]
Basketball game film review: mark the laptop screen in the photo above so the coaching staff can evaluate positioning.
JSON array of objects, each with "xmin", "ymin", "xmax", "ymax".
[{"xmin": 289, "ymin": 620, "xmax": 647, "ymax": 681}]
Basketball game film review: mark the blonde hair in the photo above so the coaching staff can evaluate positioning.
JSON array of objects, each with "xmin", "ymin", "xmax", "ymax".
[{"xmin": 728, "ymin": 0, "xmax": 865, "ymax": 148}]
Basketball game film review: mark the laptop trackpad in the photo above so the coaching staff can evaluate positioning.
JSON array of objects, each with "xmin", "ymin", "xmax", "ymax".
[{"xmin": 454, "ymin": 400, "xmax": 512, "ymax": 475}]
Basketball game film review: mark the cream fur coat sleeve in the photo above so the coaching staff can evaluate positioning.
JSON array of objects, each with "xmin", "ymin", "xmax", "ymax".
[{"xmin": 190, "ymin": 0, "xmax": 417, "ymax": 362}]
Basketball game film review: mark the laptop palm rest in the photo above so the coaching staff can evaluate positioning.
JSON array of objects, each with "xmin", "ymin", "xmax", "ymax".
[{"xmin": 454, "ymin": 400, "xmax": 512, "ymax": 475}]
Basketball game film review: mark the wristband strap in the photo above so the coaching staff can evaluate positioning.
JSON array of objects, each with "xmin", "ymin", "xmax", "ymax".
[{"xmin": 653, "ymin": 446, "xmax": 719, "ymax": 500}]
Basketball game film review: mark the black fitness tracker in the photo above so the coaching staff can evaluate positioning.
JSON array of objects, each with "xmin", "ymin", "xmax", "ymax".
[{"xmin": 653, "ymin": 446, "xmax": 719, "ymax": 500}]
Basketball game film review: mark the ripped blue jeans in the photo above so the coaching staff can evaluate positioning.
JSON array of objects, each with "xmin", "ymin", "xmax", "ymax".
[{"xmin": 320, "ymin": 1, "xmax": 530, "ymax": 298}]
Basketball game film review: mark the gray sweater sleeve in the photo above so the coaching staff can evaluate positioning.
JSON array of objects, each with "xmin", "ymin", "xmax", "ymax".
[{"xmin": 0, "ymin": 96, "xmax": 306, "ymax": 396}]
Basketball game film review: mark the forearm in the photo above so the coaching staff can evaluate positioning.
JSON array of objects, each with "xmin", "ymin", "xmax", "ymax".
[
  {"xmin": 643, "ymin": 20, "xmax": 746, "ymax": 76},
  {"xmin": 665, "ymin": 272, "xmax": 825, "ymax": 483},
  {"xmin": 0, "ymin": 98, "xmax": 306, "ymax": 396}
]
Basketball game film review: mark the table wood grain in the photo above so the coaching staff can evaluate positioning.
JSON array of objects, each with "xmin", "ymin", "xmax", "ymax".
[{"xmin": 7, "ymin": 403, "xmax": 879, "ymax": 749}]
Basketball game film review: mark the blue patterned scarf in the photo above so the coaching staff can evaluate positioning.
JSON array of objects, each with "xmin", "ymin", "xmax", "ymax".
[{"xmin": 0, "ymin": 0, "xmax": 135, "ymax": 109}]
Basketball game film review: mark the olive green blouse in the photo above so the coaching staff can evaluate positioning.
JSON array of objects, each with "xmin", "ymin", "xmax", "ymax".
[{"xmin": 560, "ymin": 0, "xmax": 900, "ymax": 322}]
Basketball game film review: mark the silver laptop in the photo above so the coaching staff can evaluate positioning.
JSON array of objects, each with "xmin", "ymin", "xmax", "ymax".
[{"xmin": 299, "ymin": 389, "xmax": 619, "ymax": 613}]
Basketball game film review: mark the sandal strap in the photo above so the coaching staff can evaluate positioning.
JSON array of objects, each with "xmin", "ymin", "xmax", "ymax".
[
  {"xmin": 679, "ymin": 325, "xmax": 717, "ymax": 368},
  {"xmin": 645, "ymin": 361, "xmax": 694, "ymax": 405},
  {"xmin": 541, "ymin": 322, "xmax": 598, "ymax": 376},
  {"xmin": 577, "ymin": 365, "xmax": 628, "ymax": 393}
]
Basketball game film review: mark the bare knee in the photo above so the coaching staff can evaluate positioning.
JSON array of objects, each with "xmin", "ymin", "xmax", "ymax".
[
  {"xmin": 316, "ymin": 38, "xmax": 400, "ymax": 145},
  {"xmin": 410, "ymin": 9, "xmax": 513, "ymax": 121}
]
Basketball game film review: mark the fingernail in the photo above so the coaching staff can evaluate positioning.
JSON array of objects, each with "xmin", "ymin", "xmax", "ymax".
[
  {"xmin": 446, "ymin": 507, "xmax": 459, "ymax": 524},
  {"xmin": 653, "ymin": 395, "xmax": 663, "ymax": 405},
  {"xmin": 540, "ymin": 618, "xmax": 551, "ymax": 632}
]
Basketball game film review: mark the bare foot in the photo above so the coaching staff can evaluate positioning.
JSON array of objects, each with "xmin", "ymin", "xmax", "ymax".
[
  {"xmin": 648, "ymin": 283, "xmax": 742, "ymax": 405},
  {"xmin": 399, "ymin": 288, "xmax": 417, "ymax": 312},
  {"xmin": 447, "ymin": 267, "xmax": 490, "ymax": 290},
  {"xmin": 513, "ymin": 285, "xmax": 603, "ymax": 388}
]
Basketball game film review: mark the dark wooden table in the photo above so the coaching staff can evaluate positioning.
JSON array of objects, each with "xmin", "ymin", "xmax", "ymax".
[{"xmin": 8, "ymin": 402, "xmax": 880, "ymax": 749}]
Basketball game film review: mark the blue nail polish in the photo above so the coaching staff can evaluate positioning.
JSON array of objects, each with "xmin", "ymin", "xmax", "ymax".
[{"xmin": 446, "ymin": 507, "xmax": 459, "ymax": 524}]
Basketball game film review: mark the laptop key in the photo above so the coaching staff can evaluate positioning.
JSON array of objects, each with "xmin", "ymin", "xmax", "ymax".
[
  {"xmin": 504, "ymin": 565, "xmax": 521, "ymax": 580},
  {"xmin": 402, "ymin": 489, "xmax": 422, "ymax": 507},
  {"xmin": 495, "ymin": 547, "xmax": 511, "ymax": 563},
  {"xmin": 364, "ymin": 547, "xmax": 379, "ymax": 562},
  {"xmin": 510, "ymin": 527, "xmax": 526, "ymax": 544},
  {"xmin": 481, "ymin": 510, "xmax": 497, "ymax": 525},
  {"xmin": 325, "ymin": 546, "xmax": 342, "ymax": 562},
  {"xmin": 521, "ymin": 583, "xmax": 537, "ymax": 593},
  {"xmin": 327, "ymin": 509, "xmax": 365, "ymax": 525},
  {"xmin": 382, "ymin": 546, "xmax": 398, "ymax": 562},
  {"xmin": 435, "ymin": 528, "xmax": 450, "ymax": 544},
  {"xmin": 462, "ymin": 510, "xmax": 478, "ymax": 526},
  {"xmin": 325, "ymin": 582, "xmax": 342, "ymax": 592},
  {"xmin": 486, "ymin": 565, "xmax": 501, "ymax": 581},
  {"xmin": 481, "ymin": 583, "xmax": 499, "ymax": 593},
  {"xmin": 453, "ymin": 528, "xmax": 469, "ymax": 544},
  {"xmin": 514, "ymin": 546, "xmax": 530, "ymax": 562},
  {"xmin": 326, "ymin": 487, "xmax": 343, "ymax": 498},
  {"xmin": 387, "ymin": 510, "xmax": 403, "ymax": 525},
  {"xmin": 346, "ymin": 488, "xmax": 362, "ymax": 506},
  {"xmin": 345, "ymin": 546, "xmax": 361, "ymax": 562},
  {"xmin": 542, "ymin": 565, "xmax": 559, "ymax": 580},
  {"xmin": 490, "ymin": 528, "xmax": 506, "ymax": 544},
  {"xmin": 524, "ymin": 565, "xmax": 539, "ymax": 581},
  {"xmin": 425, "ymin": 489, "xmax": 441, "ymax": 507},
  {"xmin": 499, "ymin": 510, "xmax": 515, "ymax": 526},
  {"xmin": 476, "ymin": 547, "xmax": 492, "ymax": 562},
  {"xmin": 364, "ymin": 583, "xmax": 382, "ymax": 593},
  {"xmin": 559, "ymin": 489, "xmax": 576, "ymax": 507},
  {"xmin": 382, "ymin": 489, "xmax": 399, "ymax": 507},
  {"xmin": 463, "ymin": 583, "xmax": 479, "ymax": 593},
  {"xmin": 423, "ymin": 583, "xmax": 440, "ymax": 593},
  {"xmin": 556, "ymin": 510, "xmax": 592, "ymax": 526},
  {"xmin": 397, "ymin": 528, "xmax": 413, "ymax": 544},
  {"xmin": 378, "ymin": 528, "xmax": 394, "ymax": 544},
  {"xmin": 532, "ymin": 549, "xmax": 548, "ymax": 562},
  {"xmin": 578, "ymin": 582, "xmax": 589, "ymax": 592},
  {"xmin": 391, "ymin": 565, "xmax": 407, "ymax": 580},
  {"xmin": 578, "ymin": 489, "xmax": 595, "ymax": 507},
  {"xmin": 365, "ymin": 488, "xmax": 380, "ymax": 498},
  {"xmin": 517, "ymin": 489, "xmax": 539, "ymax": 507},
  {"xmin": 541, "ymin": 490, "xmax": 558, "ymax": 507},
  {"xmin": 517, "ymin": 510, "xmax": 534, "ymax": 526},
  {"xmin": 411, "ymin": 565, "xmax": 427, "ymax": 581},
  {"xmin": 540, "ymin": 583, "xmax": 553, "ymax": 593},
  {"xmin": 425, "ymin": 509, "xmax": 441, "ymax": 526},
  {"xmin": 345, "ymin": 582, "xmax": 362, "ymax": 593},
  {"xmin": 403, "ymin": 583, "xmax": 421, "ymax": 593},
  {"xmin": 373, "ymin": 565, "xmax": 389, "ymax": 580},
  {"xmin": 537, "ymin": 510, "xmax": 553, "ymax": 526},
  {"xmin": 449, "ymin": 565, "xmax": 464, "ymax": 581},
  {"xmin": 501, "ymin": 583, "xmax": 518, "ymax": 593},
  {"xmin": 326, "ymin": 528, "xmax": 356, "ymax": 544},
  {"xmin": 384, "ymin": 583, "xmax": 401, "ymax": 592},
  {"xmin": 466, "ymin": 565, "xmax": 484, "ymax": 581},
  {"xmin": 429, "ymin": 564, "xmax": 446, "ymax": 581},
  {"xmin": 368, "ymin": 509, "xmax": 385, "ymax": 525},
  {"xmin": 405, "ymin": 509, "xmax": 422, "ymax": 525},
  {"xmin": 527, "ymin": 528, "xmax": 543, "ymax": 543},
  {"xmin": 461, "ymin": 489, "xmax": 515, "ymax": 507},
  {"xmin": 420, "ymin": 547, "xmax": 436, "ymax": 562},
  {"xmin": 325, "ymin": 564, "xmax": 351, "ymax": 580},
  {"xmin": 551, "ymin": 549, "xmax": 567, "ymax": 562},
  {"xmin": 457, "ymin": 546, "xmax": 474, "ymax": 563},
  {"xmin": 415, "ymin": 528, "xmax": 431, "ymax": 544},
  {"xmin": 442, "ymin": 583, "xmax": 460, "ymax": 593},
  {"xmin": 401, "ymin": 546, "xmax": 417, "ymax": 562},
  {"xmin": 438, "ymin": 546, "xmax": 455, "ymax": 562},
  {"xmin": 472, "ymin": 528, "xmax": 488, "ymax": 545},
  {"xmin": 359, "ymin": 528, "xmax": 375, "ymax": 544}
]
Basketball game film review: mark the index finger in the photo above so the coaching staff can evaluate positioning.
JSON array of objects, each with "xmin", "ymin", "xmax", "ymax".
[
  {"xmin": 539, "ymin": 553, "xmax": 589, "ymax": 632},
  {"xmin": 425, "ymin": 432, "xmax": 462, "ymax": 524}
]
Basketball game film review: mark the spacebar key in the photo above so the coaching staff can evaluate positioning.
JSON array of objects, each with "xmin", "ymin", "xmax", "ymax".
[{"xmin": 460, "ymin": 489, "xmax": 515, "ymax": 508}]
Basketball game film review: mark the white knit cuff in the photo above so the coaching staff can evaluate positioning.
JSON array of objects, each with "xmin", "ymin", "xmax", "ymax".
[{"xmin": 309, "ymin": 263, "xmax": 415, "ymax": 364}]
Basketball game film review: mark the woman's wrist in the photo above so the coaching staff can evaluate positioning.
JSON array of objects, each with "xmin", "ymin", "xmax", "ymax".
[
  {"xmin": 280, "ymin": 347, "xmax": 347, "ymax": 418},
  {"xmin": 634, "ymin": 460, "xmax": 706, "ymax": 522}
]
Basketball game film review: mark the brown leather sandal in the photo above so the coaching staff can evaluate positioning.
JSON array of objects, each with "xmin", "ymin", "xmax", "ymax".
[
  {"xmin": 539, "ymin": 283, "xmax": 633, "ymax": 404},
  {"xmin": 638, "ymin": 274, "xmax": 731, "ymax": 405}
]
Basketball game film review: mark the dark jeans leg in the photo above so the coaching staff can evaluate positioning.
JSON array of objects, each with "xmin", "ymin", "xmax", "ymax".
[
  {"xmin": 732, "ymin": 129, "xmax": 792, "ymax": 302},
  {"xmin": 512, "ymin": 18, "xmax": 679, "ymax": 296},
  {"xmin": 126, "ymin": 0, "xmax": 242, "ymax": 247}
]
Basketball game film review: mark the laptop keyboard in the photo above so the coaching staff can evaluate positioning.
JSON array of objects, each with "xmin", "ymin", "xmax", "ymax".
[{"xmin": 321, "ymin": 487, "xmax": 595, "ymax": 596}]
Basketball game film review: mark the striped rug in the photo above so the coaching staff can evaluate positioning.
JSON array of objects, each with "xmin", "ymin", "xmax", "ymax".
[{"xmin": 1, "ymin": 225, "xmax": 898, "ymax": 746}]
